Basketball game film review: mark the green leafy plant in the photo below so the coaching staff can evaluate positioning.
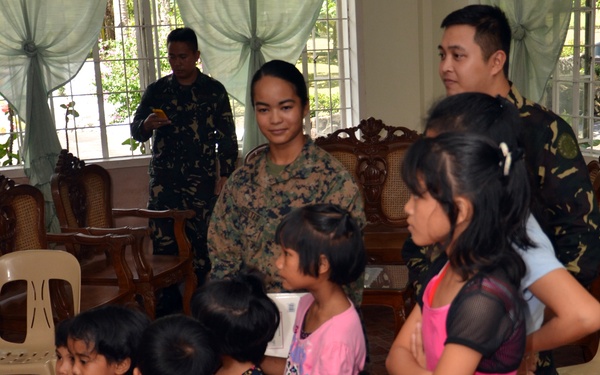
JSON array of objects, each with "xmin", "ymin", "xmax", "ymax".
[
  {"xmin": 121, "ymin": 137, "xmax": 146, "ymax": 154},
  {"xmin": 310, "ymin": 92, "xmax": 340, "ymax": 118},
  {"xmin": 60, "ymin": 101, "xmax": 79, "ymax": 151},
  {"xmin": 0, "ymin": 104, "xmax": 21, "ymax": 166}
]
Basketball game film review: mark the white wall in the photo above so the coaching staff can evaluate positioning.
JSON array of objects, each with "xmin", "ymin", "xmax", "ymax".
[{"xmin": 355, "ymin": 0, "xmax": 470, "ymax": 132}]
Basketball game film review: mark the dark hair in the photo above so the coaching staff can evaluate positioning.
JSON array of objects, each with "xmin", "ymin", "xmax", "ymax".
[
  {"xmin": 191, "ymin": 269, "xmax": 279, "ymax": 365},
  {"xmin": 68, "ymin": 305, "xmax": 151, "ymax": 375},
  {"xmin": 441, "ymin": 5, "xmax": 511, "ymax": 77},
  {"xmin": 424, "ymin": 92, "xmax": 544, "ymax": 224},
  {"xmin": 136, "ymin": 315, "xmax": 218, "ymax": 375},
  {"xmin": 401, "ymin": 132, "xmax": 529, "ymax": 285},
  {"xmin": 55, "ymin": 318, "xmax": 72, "ymax": 348},
  {"xmin": 167, "ymin": 27, "xmax": 199, "ymax": 52},
  {"xmin": 275, "ymin": 203, "xmax": 366, "ymax": 285},
  {"xmin": 250, "ymin": 59, "xmax": 309, "ymax": 108},
  {"xmin": 425, "ymin": 93, "xmax": 520, "ymax": 149}
]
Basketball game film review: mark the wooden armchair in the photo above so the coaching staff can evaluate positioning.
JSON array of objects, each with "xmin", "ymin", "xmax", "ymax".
[
  {"xmin": 0, "ymin": 175, "xmax": 136, "ymax": 339},
  {"xmin": 315, "ymin": 117, "xmax": 421, "ymax": 333},
  {"xmin": 51, "ymin": 149, "xmax": 197, "ymax": 318}
]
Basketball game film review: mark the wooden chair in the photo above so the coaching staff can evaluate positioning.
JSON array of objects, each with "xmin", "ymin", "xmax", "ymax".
[
  {"xmin": 315, "ymin": 117, "xmax": 421, "ymax": 333},
  {"xmin": 0, "ymin": 250, "xmax": 80, "ymax": 375},
  {"xmin": 0, "ymin": 175, "xmax": 136, "ymax": 339},
  {"xmin": 51, "ymin": 149, "xmax": 197, "ymax": 318}
]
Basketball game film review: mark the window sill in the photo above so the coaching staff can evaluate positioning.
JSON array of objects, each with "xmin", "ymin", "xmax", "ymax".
[{"xmin": 0, "ymin": 155, "xmax": 152, "ymax": 179}]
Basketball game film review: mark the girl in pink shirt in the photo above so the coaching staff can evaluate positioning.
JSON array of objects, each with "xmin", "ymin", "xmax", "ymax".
[
  {"xmin": 387, "ymin": 132, "xmax": 531, "ymax": 375},
  {"xmin": 275, "ymin": 203, "xmax": 367, "ymax": 375}
]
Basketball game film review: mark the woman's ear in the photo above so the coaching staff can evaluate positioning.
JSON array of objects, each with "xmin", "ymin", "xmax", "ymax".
[
  {"xmin": 114, "ymin": 358, "xmax": 132, "ymax": 375},
  {"xmin": 454, "ymin": 196, "xmax": 473, "ymax": 226}
]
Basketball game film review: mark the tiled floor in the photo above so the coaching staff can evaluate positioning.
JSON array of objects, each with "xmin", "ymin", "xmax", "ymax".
[
  {"xmin": 363, "ymin": 305, "xmax": 396, "ymax": 375},
  {"xmin": 361, "ymin": 304, "xmax": 596, "ymax": 375}
]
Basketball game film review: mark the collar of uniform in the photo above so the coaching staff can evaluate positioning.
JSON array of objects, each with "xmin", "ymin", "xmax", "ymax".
[
  {"xmin": 506, "ymin": 82, "xmax": 526, "ymax": 109},
  {"xmin": 252, "ymin": 136, "xmax": 315, "ymax": 185},
  {"xmin": 167, "ymin": 67, "xmax": 204, "ymax": 88}
]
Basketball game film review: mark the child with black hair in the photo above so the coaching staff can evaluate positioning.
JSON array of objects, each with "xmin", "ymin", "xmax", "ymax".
[
  {"xmin": 134, "ymin": 314, "xmax": 218, "ymax": 375},
  {"xmin": 68, "ymin": 305, "xmax": 150, "ymax": 375},
  {"xmin": 387, "ymin": 132, "xmax": 531, "ymax": 375},
  {"xmin": 275, "ymin": 203, "xmax": 367, "ymax": 374},
  {"xmin": 55, "ymin": 318, "xmax": 73, "ymax": 375},
  {"xmin": 191, "ymin": 269, "xmax": 280, "ymax": 375}
]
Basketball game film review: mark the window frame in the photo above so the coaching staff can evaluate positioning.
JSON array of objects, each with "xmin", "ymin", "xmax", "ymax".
[{"xmin": 0, "ymin": 0, "xmax": 358, "ymax": 171}]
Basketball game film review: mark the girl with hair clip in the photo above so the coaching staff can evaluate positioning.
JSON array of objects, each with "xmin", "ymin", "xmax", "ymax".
[
  {"xmin": 275, "ymin": 203, "xmax": 367, "ymax": 375},
  {"xmin": 401, "ymin": 92, "xmax": 600, "ymax": 374},
  {"xmin": 387, "ymin": 132, "xmax": 531, "ymax": 375},
  {"xmin": 191, "ymin": 269, "xmax": 280, "ymax": 375}
]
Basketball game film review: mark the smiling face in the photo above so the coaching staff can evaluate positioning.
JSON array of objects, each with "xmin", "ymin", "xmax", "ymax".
[
  {"xmin": 56, "ymin": 346, "xmax": 74, "ymax": 375},
  {"xmin": 167, "ymin": 41, "xmax": 200, "ymax": 85},
  {"xmin": 68, "ymin": 338, "xmax": 128, "ymax": 375},
  {"xmin": 253, "ymin": 75, "xmax": 309, "ymax": 151},
  {"xmin": 438, "ymin": 25, "xmax": 498, "ymax": 96}
]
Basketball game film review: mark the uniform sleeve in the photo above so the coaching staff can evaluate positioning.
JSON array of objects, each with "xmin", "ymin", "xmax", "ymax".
[
  {"xmin": 207, "ymin": 178, "xmax": 242, "ymax": 280},
  {"xmin": 533, "ymin": 116, "xmax": 600, "ymax": 286},
  {"xmin": 323, "ymin": 170, "xmax": 366, "ymax": 229},
  {"xmin": 130, "ymin": 83, "xmax": 157, "ymax": 142},
  {"xmin": 214, "ymin": 85, "xmax": 238, "ymax": 177}
]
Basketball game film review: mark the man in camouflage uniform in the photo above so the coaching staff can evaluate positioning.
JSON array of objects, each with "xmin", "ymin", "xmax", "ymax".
[
  {"xmin": 131, "ymin": 27, "xmax": 238, "ymax": 297},
  {"xmin": 402, "ymin": 5, "xmax": 600, "ymax": 375},
  {"xmin": 208, "ymin": 136, "xmax": 366, "ymax": 306}
]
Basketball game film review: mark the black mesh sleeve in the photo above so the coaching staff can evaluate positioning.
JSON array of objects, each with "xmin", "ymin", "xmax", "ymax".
[{"xmin": 446, "ymin": 272, "xmax": 526, "ymax": 373}]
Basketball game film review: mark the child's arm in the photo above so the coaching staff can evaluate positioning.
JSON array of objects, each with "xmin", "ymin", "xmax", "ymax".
[
  {"xmin": 527, "ymin": 268, "xmax": 600, "ymax": 353},
  {"xmin": 386, "ymin": 306, "xmax": 431, "ymax": 375},
  {"xmin": 260, "ymin": 355, "xmax": 286, "ymax": 375},
  {"xmin": 433, "ymin": 344, "xmax": 482, "ymax": 375}
]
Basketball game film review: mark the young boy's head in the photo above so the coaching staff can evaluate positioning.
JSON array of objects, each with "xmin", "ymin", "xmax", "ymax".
[
  {"xmin": 134, "ymin": 315, "xmax": 218, "ymax": 375},
  {"xmin": 191, "ymin": 269, "xmax": 279, "ymax": 366},
  {"xmin": 56, "ymin": 318, "xmax": 74, "ymax": 375},
  {"xmin": 68, "ymin": 305, "xmax": 150, "ymax": 375}
]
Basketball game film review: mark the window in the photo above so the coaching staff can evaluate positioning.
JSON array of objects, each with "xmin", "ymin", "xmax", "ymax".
[
  {"xmin": 0, "ymin": 0, "xmax": 356, "ymax": 167},
  {"xmin": 545, "ymin": 0, "xmax": 600, "ymax": 152}
]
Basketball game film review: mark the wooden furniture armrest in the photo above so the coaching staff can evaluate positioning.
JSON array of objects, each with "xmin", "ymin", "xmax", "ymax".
[
  {"xmin": 111, "ymin": 208, "xmax": 194, "ymax": 259},
  {"xmin": 112, "ymin": 208, "xmax": 195, "ymax": 220},
  {"xmin": 61, "ymin": 226, "xmax": 155, "ymax": 282},
  {"xmin": 46, "ymin": 232, "xmax": 135, "ymax": 292}
]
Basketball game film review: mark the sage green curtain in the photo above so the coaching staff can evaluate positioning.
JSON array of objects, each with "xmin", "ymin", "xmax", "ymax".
[
  {"xmin": 176, "ymin": 0, "xmax": 324, "ymax": 155},
  {"xmin": 0, "ymin": 0, "xmax": 107, "ymax": 231},
  {"xmin": 482, "ymin": 0, "xmax": 573, "ymax": 102}
]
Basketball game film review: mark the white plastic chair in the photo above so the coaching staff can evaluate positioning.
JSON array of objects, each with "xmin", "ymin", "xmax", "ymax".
[{"xmin": 0, "ymin": 250, "xmax": 81, "ymax": 375}]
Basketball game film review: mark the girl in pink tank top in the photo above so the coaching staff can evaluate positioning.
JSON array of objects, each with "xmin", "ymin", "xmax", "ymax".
[{"xmin": 387, "ymin": 132, "xmax": 532, "ymax": 375}]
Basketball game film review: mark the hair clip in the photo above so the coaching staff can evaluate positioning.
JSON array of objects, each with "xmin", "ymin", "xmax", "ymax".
[{"xmin": 499, "ymin": 142, "xmax": 511, "ymax": 176}]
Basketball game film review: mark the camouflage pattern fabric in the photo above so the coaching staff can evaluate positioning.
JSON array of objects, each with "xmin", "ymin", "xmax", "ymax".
[
  {"xmin": 507, "ymin": 85, "xmax": 600, "ymax": 286},
  {"xmin": 208, "ymin": 137, "xmax": 366, "ymax": 305},
  {"xmin": 131, "ymin": 69, "xmax": 238, "ymax": 282},
  {"xmin": 402, "ymin": 85, "xmax": 600, "ymax": 375}
]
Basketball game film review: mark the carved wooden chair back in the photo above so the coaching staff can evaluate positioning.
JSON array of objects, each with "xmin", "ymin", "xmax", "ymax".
[
  {"xmin": 0, "ymin": 174, "xmax": 136, "ymax": 338},
  {"xmin": 51, "ymin": 149, "xmax": 197, "ymax": 318},
  {"xmin": 315, "ymin": 117, "xmax": 421, "ymax": 333}
]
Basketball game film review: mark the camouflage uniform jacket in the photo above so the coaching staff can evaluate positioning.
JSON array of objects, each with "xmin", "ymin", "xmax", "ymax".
[
  {"xmin": 508, "ymin": 85, "xmax": 600, "ymax": 286},
  {"xmin": 403, "ymin": 85, "xmax": 600, "ymax": 294},
  {"xmin": 130, "ymin": 69, "xmax": 238, "ymax": 182},
  {"xmin": 208, "ymin": 137, "xmax": 366, "ymax": 304}
]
